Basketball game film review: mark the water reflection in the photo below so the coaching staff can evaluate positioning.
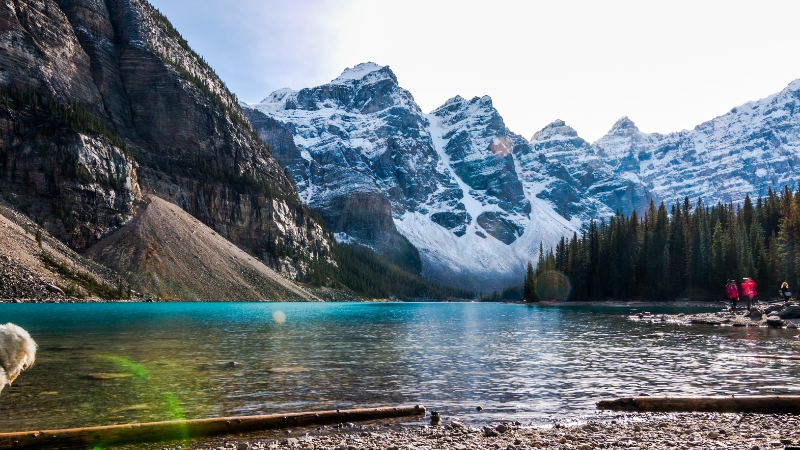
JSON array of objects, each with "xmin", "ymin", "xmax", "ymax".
[{"xmin": 0, "ymin": 302, "xmax": 799, "ymax": 431}]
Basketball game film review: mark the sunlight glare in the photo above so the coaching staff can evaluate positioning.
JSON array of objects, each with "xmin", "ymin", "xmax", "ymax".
[{"xmin": 535, "ymin": 271, "xmax": 571, "ymax": 302}]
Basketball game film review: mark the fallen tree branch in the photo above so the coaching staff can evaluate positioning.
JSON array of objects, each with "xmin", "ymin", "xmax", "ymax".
[
  {"xmin": 0, "ymin": 405, "xmax": 426, "ymax": 449},
  {"xmin": 597, "ymin": 396, "xmax": 800, "ymax": 413}
]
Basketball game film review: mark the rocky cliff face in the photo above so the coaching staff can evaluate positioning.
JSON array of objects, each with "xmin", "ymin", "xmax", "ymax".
[
  {"xmin": 0, "ymin": 0, "xmax": 329, "ymax": 277},
  {"xmin": 525, "ymin": 119, "xmax": 646, "ymax": 219}
]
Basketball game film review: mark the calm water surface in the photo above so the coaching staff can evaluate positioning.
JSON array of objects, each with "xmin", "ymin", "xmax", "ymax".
[{"xmin": 1, "ymin": 302, "xmax": 799, "ymax": 431}]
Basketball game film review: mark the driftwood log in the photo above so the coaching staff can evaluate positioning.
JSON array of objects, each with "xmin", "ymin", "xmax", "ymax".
[
  {"xmin": 0, "ymin": 405, "xmax": 426, "ymax": 449},
  {"xmin": 597, "ymin": 396, "xmax": 800, "ymax": 413}
]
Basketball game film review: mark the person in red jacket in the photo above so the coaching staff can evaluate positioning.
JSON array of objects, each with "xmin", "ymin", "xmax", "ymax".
[
  {"xmin": 742, "ymin": 277, "xmax": 757, "ymax": 309},
  {"xmin": 725, "ymin": 279, "xmax": 739, "ymax": 311}
]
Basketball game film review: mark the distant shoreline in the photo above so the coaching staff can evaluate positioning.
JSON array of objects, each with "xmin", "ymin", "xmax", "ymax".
[{"xmin": 506, "ymin": 299, "xmax": 727, "ymax": 308}]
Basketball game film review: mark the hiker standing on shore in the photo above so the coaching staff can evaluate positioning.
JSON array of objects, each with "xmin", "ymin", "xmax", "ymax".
[
  {"xmin": 780, "ymin": 282, "xmax": 792, "ymax": 303},
  {"xmin": 726, "ymin": 279, "xmax": 739, "ymax": 311},
  {"xmin": 742, "ymin": 277, "xmax": 757, "ymax": 309}
]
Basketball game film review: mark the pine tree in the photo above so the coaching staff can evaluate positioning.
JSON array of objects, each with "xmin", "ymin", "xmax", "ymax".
[{"xmin": 523, "ymin": 261, "xmax": 535, "ymax": 301}]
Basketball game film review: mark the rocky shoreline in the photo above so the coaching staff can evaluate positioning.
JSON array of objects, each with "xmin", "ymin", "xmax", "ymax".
[
  {"xmin": 176, "ymin": 412, "xmax": 800, "ymax": 450},
  {"xmin": 629, "ymin": 301, "xmax": 800, "ymax": 329}
]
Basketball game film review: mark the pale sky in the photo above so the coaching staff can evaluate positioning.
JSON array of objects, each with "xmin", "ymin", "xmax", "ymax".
[{"xmin": 148, "ymin": 0, "xmax": 800, "ymax": 143}]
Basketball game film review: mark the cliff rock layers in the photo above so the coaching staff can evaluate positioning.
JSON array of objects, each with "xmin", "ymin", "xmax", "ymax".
[{"xmin": 0, "ymin": 0, "xmax": 329, "ymax": 282}]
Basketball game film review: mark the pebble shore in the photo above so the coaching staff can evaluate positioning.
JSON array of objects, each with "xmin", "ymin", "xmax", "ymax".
[
  {"xmin": 184, "ymin": 413, "xmax": 800, "ymax": 450},
  {"xmin": 629, "ymin": 301, "xmax": 800, "ymax": 329}
]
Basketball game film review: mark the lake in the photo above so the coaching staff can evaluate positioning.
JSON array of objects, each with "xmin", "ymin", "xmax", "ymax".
[{"xmin": 0, "ymin": 302, "xmax": 799, "ymax": 432}]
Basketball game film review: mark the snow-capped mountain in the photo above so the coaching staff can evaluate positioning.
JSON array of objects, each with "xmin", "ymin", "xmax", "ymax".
[
  {"xmin": 246, "ymin": 62, "xmax": 800, "ymax": 291},
  {"xmin": 245, "ymin": 63, "xmax": 577, "ymax": 291}
]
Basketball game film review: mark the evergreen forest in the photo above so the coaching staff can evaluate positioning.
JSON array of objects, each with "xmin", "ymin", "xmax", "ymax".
[{"xmin": 523, "ymin": 187, "xmax": 800, "ymax": 302}]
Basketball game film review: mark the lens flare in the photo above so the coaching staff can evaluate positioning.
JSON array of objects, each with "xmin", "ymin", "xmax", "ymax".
[
  {"xmin": 273, "ymin": 310, "xmax": 286, "ymax": 324},
  {"xmin": 164, "ymin": 393, "xmax": 186, "ymax": 420},
  {"xmin": 98, "ymin": 355, "xmax": 149, "ymax": 378},
  {"xmin": 164, "ymin": 393, "xmax": 189, "ymax": 440},
  {"xmin": 534, "ymin": 270, "xmax": 572, "ymax": 302}
]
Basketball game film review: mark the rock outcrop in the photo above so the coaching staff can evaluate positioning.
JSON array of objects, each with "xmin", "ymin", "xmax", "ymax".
[{"xmin": 0, "ymin": 0, "xmax": 330, "ymax": 279}]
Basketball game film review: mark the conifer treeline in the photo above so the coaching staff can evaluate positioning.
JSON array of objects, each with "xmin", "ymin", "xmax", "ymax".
[{"xmin": 523, "ymin": 187, "xmax": 800, "ymax": 301}]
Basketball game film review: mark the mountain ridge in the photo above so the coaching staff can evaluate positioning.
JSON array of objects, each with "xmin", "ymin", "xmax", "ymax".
[
  {"xmin": 246, "ymin": 63, "xmax": 579, "ymax": 291},
  {"xmin": 247, "ymin": 62, "xmax": 800, "ymax": 291}
]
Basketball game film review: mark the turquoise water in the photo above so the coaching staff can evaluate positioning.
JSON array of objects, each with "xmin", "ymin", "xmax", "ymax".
[{"xmin": 1, "ymin": 302, "xmax": 799, "ymax": 432}]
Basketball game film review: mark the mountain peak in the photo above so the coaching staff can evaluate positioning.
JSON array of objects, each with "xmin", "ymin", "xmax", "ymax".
[
  {"xmin": 469, "ymin": 95, "xmax": 493, "ymax": 107},
  {"xmin": 609, "ymin": 116, "xmax": 639, "ymax": 134},
  {"xmin": 332, "ymin": 62, "xmax": 388, "ymax": 83},
  {"xmin": 260, "ymin": 87, "xmax": 297, "ymax": 104},
  {"xmin": 442, "ymin": 95, "xmax": 466, "ymax": 106},
  {"xmin": 531, "ymin": 119, "xmax": 580, "ymax": 142}
]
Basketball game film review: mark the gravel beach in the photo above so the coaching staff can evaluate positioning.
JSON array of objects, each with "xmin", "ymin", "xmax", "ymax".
[
  {"xmin": 629, "ymin": 302, "xmax": 800, "ymax": 329},
  {"xmin": 182, "ymin": 413, "xmax": 800, "ymax": 450}
]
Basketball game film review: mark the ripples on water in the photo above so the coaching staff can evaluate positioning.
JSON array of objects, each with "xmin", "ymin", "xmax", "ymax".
[{"xmin": 1, "ymin": 302, "xmax": 799, "ymax": 431}]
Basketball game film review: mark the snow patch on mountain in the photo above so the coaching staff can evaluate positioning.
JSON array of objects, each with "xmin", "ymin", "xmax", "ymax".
[
  {"xmin": 426, "ymin": 113, "xmax": 490, "ymax": 232},
  {"xmin": 333, "ymin": 62, "xmax": 386, "ymax": 82}
]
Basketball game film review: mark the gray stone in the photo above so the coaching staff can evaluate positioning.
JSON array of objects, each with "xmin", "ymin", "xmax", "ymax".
[
  {"xmin": 484, "ymin": 426, "xmax": 499, "ymax": 437},
  {"xmin": 779, "ymin": 306, "xmax": 800, "ymax": 319},
  {"xmin": 767, "ymin": 316, "xmax": 785, "ymax": 327}
]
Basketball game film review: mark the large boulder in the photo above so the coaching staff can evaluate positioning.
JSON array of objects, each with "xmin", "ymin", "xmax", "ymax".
[
  {"xmin": 765, "ymin": 304, "xmax": 784, "ymax": 314},
  {"xmin": 766, "ymin": 315, "xmax": 785, "ymax": 327},
  {"xmin": 778, "ymin": 306, "xmax": 800, "ymax": 319}
]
